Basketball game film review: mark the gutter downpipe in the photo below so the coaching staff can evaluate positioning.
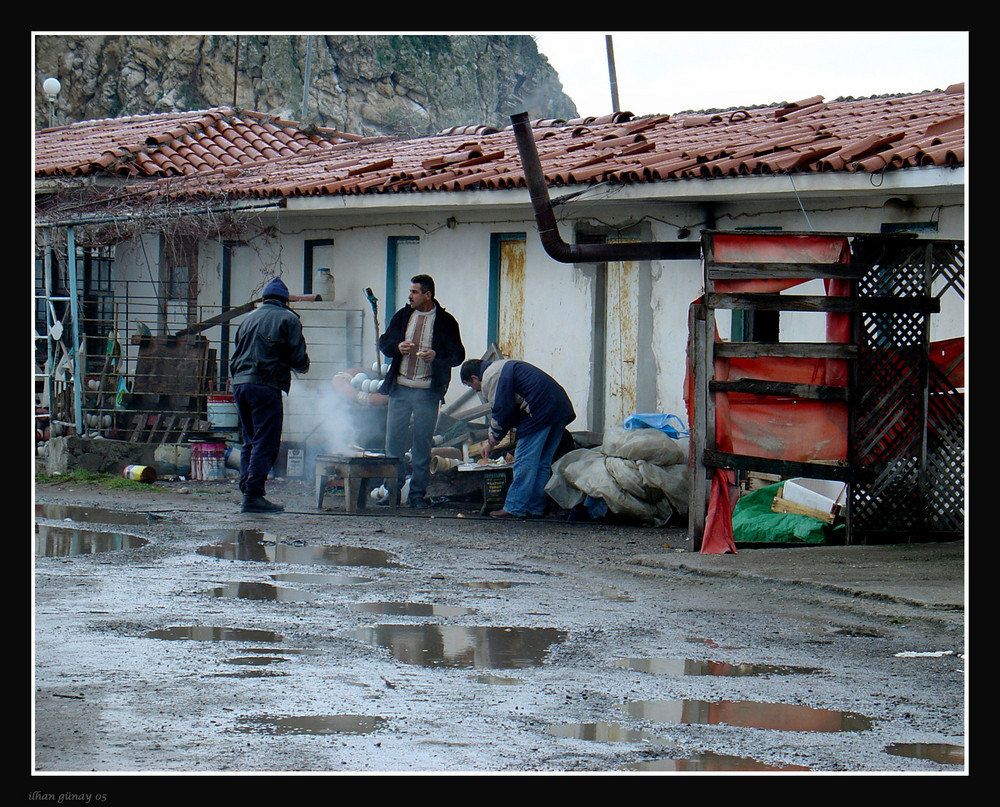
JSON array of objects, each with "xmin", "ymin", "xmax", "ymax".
[{"xmin": 510, "ymin": 112, "xmax": 701, "ymax": 263}]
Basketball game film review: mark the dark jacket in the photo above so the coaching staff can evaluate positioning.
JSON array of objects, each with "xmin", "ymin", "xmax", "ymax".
[
  {"xmin": 230, "ymin": 298, "xmax": 310, "ymax": 392},
  {"xmin": 481, "ymin": 359, "xmax": 575, "ymax": 442},
  {"xmin": 378, "ymin": 301, "xmax": 465, "ymax": 401}
]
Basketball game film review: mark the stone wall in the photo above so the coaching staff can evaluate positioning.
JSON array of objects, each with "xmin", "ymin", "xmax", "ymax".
[{"xmin": 43, "ymin": 436, "xmax": 157, "ymax": 476}]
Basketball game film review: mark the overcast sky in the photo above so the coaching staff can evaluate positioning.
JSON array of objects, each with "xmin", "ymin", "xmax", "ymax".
[{"xmin": 531, "ymin": 31, "xmax": 968, "ymax": 117}]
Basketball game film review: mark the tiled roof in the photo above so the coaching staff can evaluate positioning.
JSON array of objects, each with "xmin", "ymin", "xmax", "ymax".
[
  {"xmin": 34, "ymin": 107, "xmax": 380, "ymax": 179},
  {"xmin": 35, "ymin": 85, "xmax": 964, "ymax": 205}
]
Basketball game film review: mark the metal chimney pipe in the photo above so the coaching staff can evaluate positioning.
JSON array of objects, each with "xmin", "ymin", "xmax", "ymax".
[{"xmin": 510, "ymin": 112, "xmax": 700, "ymax": 263}]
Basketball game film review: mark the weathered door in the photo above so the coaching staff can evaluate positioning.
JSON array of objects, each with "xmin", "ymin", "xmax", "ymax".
[
  {"xmin": 602, "ymin": 243, "xmax": 639, "ymax": 430},
  {"xmin": 496, "ymin": 236, "xmax": 526, "ymax": 360}
]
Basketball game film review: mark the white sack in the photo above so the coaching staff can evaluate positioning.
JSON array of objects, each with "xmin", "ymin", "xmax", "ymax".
[
  {"xmin": 545, "ymin": 449, "xmax": 593, "ymax": 509},
  {"xmin": 562, "ymin": 453, "xmax": 658, "ymax": 522},
  {"xmin": 637, "ymin": 460, "xmax": 689, "ymax": 516},
  {"xmin": 605, "ymin": 456, "xmax": 647, "ymax": 499},
  {"xmin": 545, "ymin": 428, "xmax": 690, "ymax": 526},
  {"xmin": 601, "ymin": 425, "xmax": 684, "ymax": 466}
]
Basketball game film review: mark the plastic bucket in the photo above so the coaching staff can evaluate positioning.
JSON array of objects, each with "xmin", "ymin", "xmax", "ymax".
[
  {"xmin": 191, "ymin": 442, "xmax": 226, "ymax": 480},
  {"xmin": 207, "ymin": 393, "xmax": 239, "ymax": 431},
  {"xmin": 122, "ymin": 464, "xmax": 157, "ymax": 483}
]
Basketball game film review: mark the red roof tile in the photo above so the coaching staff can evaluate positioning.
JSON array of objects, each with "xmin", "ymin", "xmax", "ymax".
[
  {"xmin": 36, "ymin": 86, "xmax": 964, "ymax": 206},
  {"xmin": 34, "ymin": 107, "xmax": 377, "ymax": 179}
]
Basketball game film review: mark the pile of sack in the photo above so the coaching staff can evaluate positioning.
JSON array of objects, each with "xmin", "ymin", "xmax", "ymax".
[{"xmin": 545, "ymin": 425, "xmax": 689, "ymax": 526}]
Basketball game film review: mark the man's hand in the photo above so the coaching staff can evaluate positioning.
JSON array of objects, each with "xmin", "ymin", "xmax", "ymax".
[
  {"xmin": 398, "ymin": 340, "xmax": 416, "ymax": 355},
  {"xmin": 416, "ymin": 348, "xmax": 435, "ymax": 363},
  {"xmin": 481, "ymin": 434, "xmax": 497, "ymax": 460}
]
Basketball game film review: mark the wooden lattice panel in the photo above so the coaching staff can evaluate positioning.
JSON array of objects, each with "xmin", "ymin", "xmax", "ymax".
[{"xmin": 849, "ymin": 238, "xmax": 964, "ymax": 542}]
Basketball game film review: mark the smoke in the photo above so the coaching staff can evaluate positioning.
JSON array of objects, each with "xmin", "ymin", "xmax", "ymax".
[{"xmin": 291, "ymin": 381, "xmax": 359, "ymax": 457}]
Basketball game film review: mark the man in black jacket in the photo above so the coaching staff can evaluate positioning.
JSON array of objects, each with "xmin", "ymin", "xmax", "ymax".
[
  {"xmin": 230, "ymin": 277, "xmax": 310, "ymax": 513},
  {"xmin": 378, "ymin": 274, "xmax": 465, "ymax": 508}
]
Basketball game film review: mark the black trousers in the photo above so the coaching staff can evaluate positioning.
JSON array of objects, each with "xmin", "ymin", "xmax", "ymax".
[{"xmin": 233, "ymin": 383, "xmax": 283, "ymax": 498}]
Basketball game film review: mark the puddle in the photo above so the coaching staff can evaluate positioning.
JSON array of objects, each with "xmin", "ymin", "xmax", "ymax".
[
  {"xmin": 272, "ymin": 572, "xmax": 373, "ymax": 586},
  {"xmin": 829, "ymin": 626, "xmax": 884, "ymax": 637},
  {"xmin": 209, "ymin": 582, "xmax": 313, "ymax": 602},
  {"xmin": 212, "ymin": 648, "xmax": 316, "ymax": 673},
  {"xmin": 211, "ymin": 670, "xmax": 287, "ymax": 679},
  {"xmin": 548, "ymin": 721, "xmax": 656, "ymax": 743},
  {"xmin": 594, "ymin": 586, "xmax": 635, "ymax": 602},
  {"xmin": 197, "ymin": 531, "xmax": 401, "ymax": 567},
  {"xmin": 553, "ymin": 721, "xmax": 812, "ymax": 770},
  {"xmin": 234, "ymin": 714, "xmax": 385, "ymax": 736},
  {"xmin": 36, "ymin": 523, "xmax": 148, "ymax": 556},
  {"xmin": 461, "ymin": 581, "xmax": 531, "ymax": 589},
  {"xmin": 143, "ymin": 626, "xmax": 283, "ymax": 643},
  {"xmin": 352, "ymin": 625, "xmax": 567, "ymax": 669},
  {"xmin": 486, "ymin": 565, "xmax": 553, "ymax": 577},
  {"xmin": 35, "ymin": 503, "xmax": 166, "ymax": 526},
  {"xmin": 623, "ymin": 752, "xmax": 810, "ymax": 772},
  {"xmin": 223, "ymin": 656, "xmax": 288, "ymax": 666},
  {"xmin": 884, "ymin": 742, "xmax": 964, "ymax": 765},
  {"xmin": 619, "ymin": 699, "xmax": 872, "ymax": 732},
  {"xmin": 352, "ymin": 602, "xmax": 473, "ymax": 617},
  {"xmin": 612, "ymin": 657, "xmax": 820, "ymax": 677},
  {"xmin": 475, "ymin": 674, "xmax": 523, "ymax": 685}
]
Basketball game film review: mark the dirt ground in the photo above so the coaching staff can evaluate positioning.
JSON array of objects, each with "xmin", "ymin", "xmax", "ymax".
[{"xmin": 31, "ymin": 474, "xmax": 966, "ymax": 786}]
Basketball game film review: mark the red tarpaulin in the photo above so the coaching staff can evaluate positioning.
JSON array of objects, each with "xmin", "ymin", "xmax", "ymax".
[
  {"xmin": 687, "ymin": 234, "xmax": 852, "ymax": 554},
  {"xmin": 930, "ymin": 336, "xmax": 964, "ymax": 389}
]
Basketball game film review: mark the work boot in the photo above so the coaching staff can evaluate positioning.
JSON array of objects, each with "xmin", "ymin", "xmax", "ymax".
[{"xmin": 241, "ymin": 495, "xmax": 284, "ymax": 513}]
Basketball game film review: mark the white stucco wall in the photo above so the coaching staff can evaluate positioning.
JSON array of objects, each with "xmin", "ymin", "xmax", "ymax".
[{"xmin": 108, "ymin": 169, "xmax": 965, "ymax": 444}]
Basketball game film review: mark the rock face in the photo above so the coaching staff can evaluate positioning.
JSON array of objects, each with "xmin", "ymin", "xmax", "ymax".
[{"xmin": 34, "ymin": 34, "xmax": 578, "ymax": 135}]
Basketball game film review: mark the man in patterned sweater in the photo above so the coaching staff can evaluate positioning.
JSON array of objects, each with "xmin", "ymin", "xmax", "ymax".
[{"xmin": 379, "ymin": 274, "xmax": 465, "ymax": 508}]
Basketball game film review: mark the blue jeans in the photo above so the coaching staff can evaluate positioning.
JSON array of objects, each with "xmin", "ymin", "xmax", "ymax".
[
  {"xmin": 233, "ymin": 383, "xmax": 283, "ymax": 498},
  {"xmin": 385, "ymin": 385, "xmax": 440, "ymax": 501},
  {"xmin": 504, "ymin": 423, "xmax": 566, "ymax": 516}
]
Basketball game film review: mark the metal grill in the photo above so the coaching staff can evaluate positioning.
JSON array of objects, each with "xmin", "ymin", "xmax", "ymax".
[{"xmin": 850, "ymin": 238, "xmax": 965, "ymax": 542}]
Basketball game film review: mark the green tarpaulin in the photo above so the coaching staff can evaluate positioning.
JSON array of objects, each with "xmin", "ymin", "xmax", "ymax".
[{"xmin": 732, "ymin": 483, "xmax": 845, "ymax": 544}]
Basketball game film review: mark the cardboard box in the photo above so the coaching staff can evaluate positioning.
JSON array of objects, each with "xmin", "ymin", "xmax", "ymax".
[{"xmin": 772, "ymin": 478, "xmax": 847, "ymax": 524}]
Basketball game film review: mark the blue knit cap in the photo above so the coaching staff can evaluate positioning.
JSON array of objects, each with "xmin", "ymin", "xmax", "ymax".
[{"xmin": 262, "ymin": 277, "xmax": 290, "ymax": 301}]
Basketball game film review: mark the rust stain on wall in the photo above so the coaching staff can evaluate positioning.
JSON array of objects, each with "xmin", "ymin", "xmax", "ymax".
[
  {"xmin": 498, "ymin": 239, "xmax": 526, "ymax": 359},
  {"xmin": 605, "ymin": 246, "xmax": 638, "ymax": 428}
]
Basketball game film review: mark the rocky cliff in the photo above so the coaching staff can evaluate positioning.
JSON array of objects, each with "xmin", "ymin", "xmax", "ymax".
[{"xmin": 34, "ymin": 34, "xmax": 578, "ymax": 135}]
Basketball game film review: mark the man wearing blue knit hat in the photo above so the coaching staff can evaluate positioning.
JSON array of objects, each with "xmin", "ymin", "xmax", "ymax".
[{"xmin": 230, "ymin": 277, "xmax": 310, "ymax": 513}]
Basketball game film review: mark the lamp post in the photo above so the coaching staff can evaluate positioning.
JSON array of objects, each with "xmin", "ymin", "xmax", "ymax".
[{"xmin": 43, "ymin": 77, "xmax": 60, "ymax": 127}]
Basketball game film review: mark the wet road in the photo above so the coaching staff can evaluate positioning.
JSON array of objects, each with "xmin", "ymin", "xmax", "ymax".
[{"xmin": 32, "ymin": 480, "xmax": 966, "ymax": 778}]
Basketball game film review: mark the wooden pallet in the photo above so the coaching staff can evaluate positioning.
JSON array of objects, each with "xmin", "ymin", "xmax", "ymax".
[{"xmin": 127, "ymin": 413, "xmax": 206, "ymax": 444}]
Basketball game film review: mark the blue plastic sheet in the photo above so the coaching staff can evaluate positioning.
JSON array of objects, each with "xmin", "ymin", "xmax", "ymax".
[{"xmin": 623, "ymin": 413, "xmax": 689, "ymax": 439}]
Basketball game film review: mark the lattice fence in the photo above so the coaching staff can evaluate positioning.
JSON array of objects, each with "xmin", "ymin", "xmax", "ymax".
[{"xmin": 850, "ymin": 238, "xmax": 965, "ymax": 542}]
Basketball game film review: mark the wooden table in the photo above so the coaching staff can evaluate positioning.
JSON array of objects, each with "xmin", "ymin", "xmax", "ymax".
[{"xmin": 315, "ymin": 453, "xmax": 400, "ymax": 513}]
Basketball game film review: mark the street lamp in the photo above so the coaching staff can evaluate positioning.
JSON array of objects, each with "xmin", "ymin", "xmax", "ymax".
[{"xmin": 43, "ymin": 77, "xmax": 60, "ymax": 127}]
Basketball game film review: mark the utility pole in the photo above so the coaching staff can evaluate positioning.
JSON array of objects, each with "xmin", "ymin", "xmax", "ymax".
[
  {"xmin": 233, "ymin": 36, "xmax": 240, "ymax": 108},
  {"xmin": 301, "ymin": 35, "xmax": 314, "ymax": 121},
  {"xmin": 606, "ymin": 35, "xmax": 620, "ymax": 113}
]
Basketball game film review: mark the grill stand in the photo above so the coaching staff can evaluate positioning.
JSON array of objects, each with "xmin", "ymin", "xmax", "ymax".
[{"xmin": 315, "ymin": 454, "xmax": 401, "ymax": 513}]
